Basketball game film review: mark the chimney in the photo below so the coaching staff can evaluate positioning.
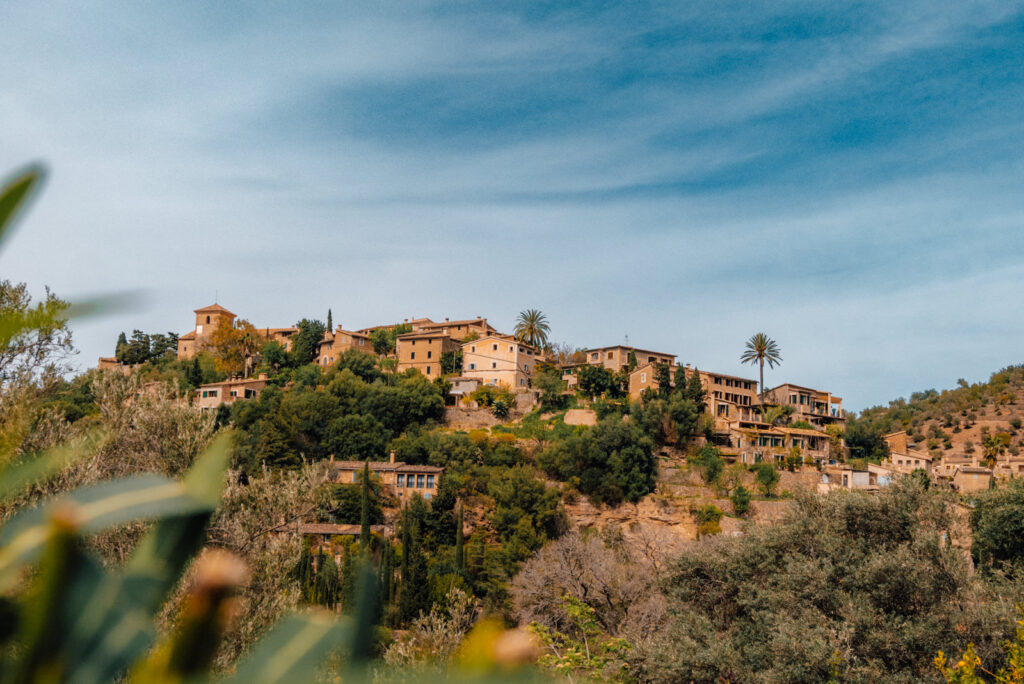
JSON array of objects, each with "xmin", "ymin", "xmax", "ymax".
[
  {"xmin": 445, "ymin": 317, "xmax": 449, "ymax": 322},
  {"xmin": 389, "ymin": 450, "xmax": 396, "ymax": 464}
]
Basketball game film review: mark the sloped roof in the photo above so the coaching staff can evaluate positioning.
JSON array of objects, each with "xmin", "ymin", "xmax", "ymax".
[
  {"xmin": 178, "ymin": 331, "xmax": 197, "ymax": 340},
  {"xmin": 194, "ymin": 304, "xmax": 235, "ymax": 316}
]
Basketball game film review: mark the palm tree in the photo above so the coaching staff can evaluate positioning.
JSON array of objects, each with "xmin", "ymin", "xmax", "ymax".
[
  {"xmin": 514, "ymin": 309, "xmax": 550, "ymax": 348},
  {"xmin": 740, "ymin": 333, "xmax": 782, "ymax": 404}
]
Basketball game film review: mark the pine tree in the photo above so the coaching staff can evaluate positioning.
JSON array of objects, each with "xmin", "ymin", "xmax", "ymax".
[
  {"xmin": 327, "ymin": 308, "xmax": 333, "ymax": 331},
  {"xmin": 455, "ymin": 502, "xmax": 465, "ymax": 575},
  {"xmin": 359, "ymin": 461, "xmax": 371, "ymax": 553}
]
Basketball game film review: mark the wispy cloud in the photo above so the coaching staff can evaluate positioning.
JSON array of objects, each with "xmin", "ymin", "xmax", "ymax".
[{"xmin": 1, "ymin": 1, "xmax": 1023, "ymax": 409}]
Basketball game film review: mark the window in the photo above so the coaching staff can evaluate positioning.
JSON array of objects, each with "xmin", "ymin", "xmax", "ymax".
[
  {"xmin": 352, "ymin": 471, "xmax": 358, "ymax": 483},
  {"xmin": 591, "ymin": 352, "xmax": 598, "ymax": 360},
  {"xmin": 509, "ymin": 345, "xmax": 513, "ymax": 352},
  {"xmin": 607, "ymin": 352, "xmax": 613, "ymax": 359},
  {"xmin": 209, "ymin": 390, "xmax": 217, "ymax": 397},
  {"xmin": 469, "ymin": 363, "xmax": 476, "ymax": 370},
  {"xmin": 396, "ymin": 474, "xmax": 404, "ymax": 487},
  {"xmin": 492, "ymin": 344, "xmax": 498, "ymax": 351},
  {"xmin": 640, "ymin": 373, "xmax": 647, "ymax": 382},
  {"xmin": 491, "ymin": 362, "xmax": 497, "ymax": 369},
  {"xmin": 426, "ymin": 475, "xmax": 435, "ymax": 488},
  {"xmin": 427, "ymin": 350, "xmax": 432, "ymax": 358},
  {"xmin": 520, "ymin": 378, "xmax": 525, "ymax": 385},
  {"xmin": 411, "ymin": 340, "xmax": 416, "ymax": 345},
  {"xmin": 471, "ymin": 345, "xmax": 476, "ymax": 352},
  {"xmin": 417, "ymin": 474, "xmax": 425, "ymax": 488},
  {"xmin": 206, "ymin": 315, "xmax": 210, "ymax": 324},
  {"xmin": 230, "ymin": 390, "xmax": 238, "ymax": 397},
  {"xmin": 426, "ymin": 366, "xmax": 431, "ymax": 374}
]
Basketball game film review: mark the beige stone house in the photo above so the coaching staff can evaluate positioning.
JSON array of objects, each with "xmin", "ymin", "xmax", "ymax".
[
  {"xmin": 702, "ymin": 368, "xmax": 760, "ymax": 423},
  {"xmin": 952, "ymin": 466, "xmax": 993, "ymax": 493},
  {"xmin": 461, "ymin": 335, "xmax": 540, "ymax": 390},
  {"xmin": 177, "ymin": 304, "xmax": 236, "ymax": 359},
  {"xmin": 395, "ymin": 331, "xmax": 460, "ymax": 379},
  {"xmin": 316, "ymin": 326, "xmax": 374, "ymax": 367},
  {"xmin": 328, "ymin": 454, "xmax": 444, "ymax": 502},
  {"xmin": 584, "ymin": 345, "xmax": 675, "ymax": 373},
  {"xmin": 194, "ymin": 374, "xmax": 268, "ymax": 412},
  {"xmin": 882, "ymin": 431, "xmax": 933, "ymax": 475},
  {"xmin": 765, "ymin": 383, "xmax": 846, "ymax": 428}
]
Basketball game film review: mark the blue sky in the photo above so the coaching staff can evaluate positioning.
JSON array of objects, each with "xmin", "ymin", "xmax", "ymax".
[{"xmin": 2, "ymin": 1, "xmax": 1024, "ymax": 411}]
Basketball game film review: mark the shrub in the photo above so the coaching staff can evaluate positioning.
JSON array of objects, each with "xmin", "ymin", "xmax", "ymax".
[
  {"xmin": 731, "ymin": 485, "xmax": 752, "ymax": 516},
  {"xmin": 636, "ymin": 482, "xmax": 1022, "ymax": 682},
  {"xmin": 755, "ymin": 463, "xmax": 780, "ymax": 497}
]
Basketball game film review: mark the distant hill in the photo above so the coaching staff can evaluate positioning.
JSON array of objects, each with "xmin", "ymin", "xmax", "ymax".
[{"xmin": 849, "ymin": 365, "xmax": 1024, "ymax": 462}]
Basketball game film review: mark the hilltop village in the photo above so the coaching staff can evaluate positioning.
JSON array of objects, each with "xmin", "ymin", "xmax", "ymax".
[{"xmin": 98, "ymin": 303, "xmax": 1019, "ymax": 497}]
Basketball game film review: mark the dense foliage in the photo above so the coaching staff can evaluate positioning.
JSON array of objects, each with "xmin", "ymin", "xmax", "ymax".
[
  {"xmin": 229, "ymin": 367, "xmax": 444, "ymax": 471},
  {"xmin": 635, "ymin": 481, "xmax": 1022, "ymax": 682},
  {"xmin": 538, "ymin": 416, "xmax": 656, "ymax": 505}
]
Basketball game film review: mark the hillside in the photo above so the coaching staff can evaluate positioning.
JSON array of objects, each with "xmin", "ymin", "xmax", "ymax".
[{"xmin": 849, "ymin": 365, "xmax": 1024, "ymax": 461}]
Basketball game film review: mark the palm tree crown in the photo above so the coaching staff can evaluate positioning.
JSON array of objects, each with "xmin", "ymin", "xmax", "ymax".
[
  {"xmin": 740, "ymin": 332, "xmax": 782, "ymax": 403},
  {"xmin": 513, "ymin": 309, "xmax": 551, "ymax": 348}
]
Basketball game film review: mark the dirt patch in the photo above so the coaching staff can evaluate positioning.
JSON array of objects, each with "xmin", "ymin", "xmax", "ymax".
[{"xmin": 563, "ymin": 409, "xmax": 597, "ymax": 427}]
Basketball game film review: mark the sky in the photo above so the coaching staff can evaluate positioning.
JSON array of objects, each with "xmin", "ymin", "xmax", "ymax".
[{"xmin": 2, "ymin": 1, "xmax": 1024, "ymax": 411}]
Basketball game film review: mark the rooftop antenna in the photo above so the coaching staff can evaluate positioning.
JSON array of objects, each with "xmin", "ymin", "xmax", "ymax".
[
  {"xmin": 624, "ymin": 334, "xmax": 629, "ymax": 346},
  {"xmin": 215, "ymin": 289, "xmax": 218, "ymax": 304}
]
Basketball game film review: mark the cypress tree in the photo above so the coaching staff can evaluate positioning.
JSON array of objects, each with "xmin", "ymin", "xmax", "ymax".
[
  {"xmin": 114, "ymin": 331, "xmax": 128, "ymax": 362},
  {"xmin": 627, "ymin": 350, "xmax": 638, "ymax": 371},
  {"xmin": 455, "ymin": 502, "xmax": 465, "ymax": 575},
  {"xmin": 687, "ymin": 366, "xmax": 707, "ymax": 407},
  {"xmin": 313, "ymin": 547, "xmax": 327, "ymax": 604},
  {"xmin": 186, "ymin": 358, "xmax": 202, "ymax": 388},
  {"xmin": 317, "ymin": 551, "xmax": 340, "ymax": 610},
  {"xmin": 340, "ymin": 542, "xmax": 355, "ymax": 611},
  {"xmin": 327, "ymin": 308, "xmax": 333, "ymax": 331},
  {"xmin": 379, "ymin": 539, "xmax": 392, "ymax": 609},
  {"xmin": 655, "ymin": 362, "xmax": 672, "ymax": 398},
  {"xmin": 673, "ymin": 365, "xmax": 688, "ymax": 392},
  {"xmin": 359, "ymin": 461, "xmax": 371, "ymax": 553},
  {"xmin": 295, "ymin": 539, "xmax": 314, "ymax": 603}
]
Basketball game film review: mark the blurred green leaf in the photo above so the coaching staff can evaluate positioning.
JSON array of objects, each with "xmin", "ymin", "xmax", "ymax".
[
  {"xmin": 61, "ymin": 436, "xmax": 232, "ymax": 682},
  {"xmin": 0, "ymin": 164, "xmax": 44, "ymax": 252},
  {"xmin": 0, "ymin": 430, "xmax": 101, "ymax": 498},
  {"xmin": 227, "ymin": 614, "xmax": 349, "ymax": 684},
  {"xmin": 0, "ymin": 474, "xmax": 214, "ymax": 590}
]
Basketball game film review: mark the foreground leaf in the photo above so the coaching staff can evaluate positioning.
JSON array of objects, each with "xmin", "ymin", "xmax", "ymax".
[{"xmin": 228, "ymin": 614, "xmax": 349, "ymax": 684}]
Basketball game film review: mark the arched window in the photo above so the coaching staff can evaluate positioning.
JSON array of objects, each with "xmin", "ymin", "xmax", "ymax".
[{"xmin": 206, "ymin": 315, "xmax": 210, "ymax": 324}]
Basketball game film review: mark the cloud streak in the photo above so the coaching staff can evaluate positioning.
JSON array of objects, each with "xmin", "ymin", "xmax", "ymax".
[{"xmin": 1, "ymin": 1, "xmax": 1023, "ymax": 410}]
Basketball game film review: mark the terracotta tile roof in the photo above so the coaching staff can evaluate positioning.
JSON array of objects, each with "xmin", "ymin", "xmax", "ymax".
[
  {"xmin": 328, "ymin": 460, "xmax": 443, "ymax": 473},
  {"xmin": 179, "ymin": 331, "xmax": 197, "ymax": 340},
  {"xmin": 958, "ymin": 466, "xmax": 992, "ymax": 474},
  {"xmin": 194, "ymin": 304, "xmax": 235, "ymax": 315},
  {"xmin": 399, "ymin": 464, "xmax": 444, "ymax": 473},
  {"xmin": 780, "ymin": 427, "xmax": 829, "ymax": 437}
]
